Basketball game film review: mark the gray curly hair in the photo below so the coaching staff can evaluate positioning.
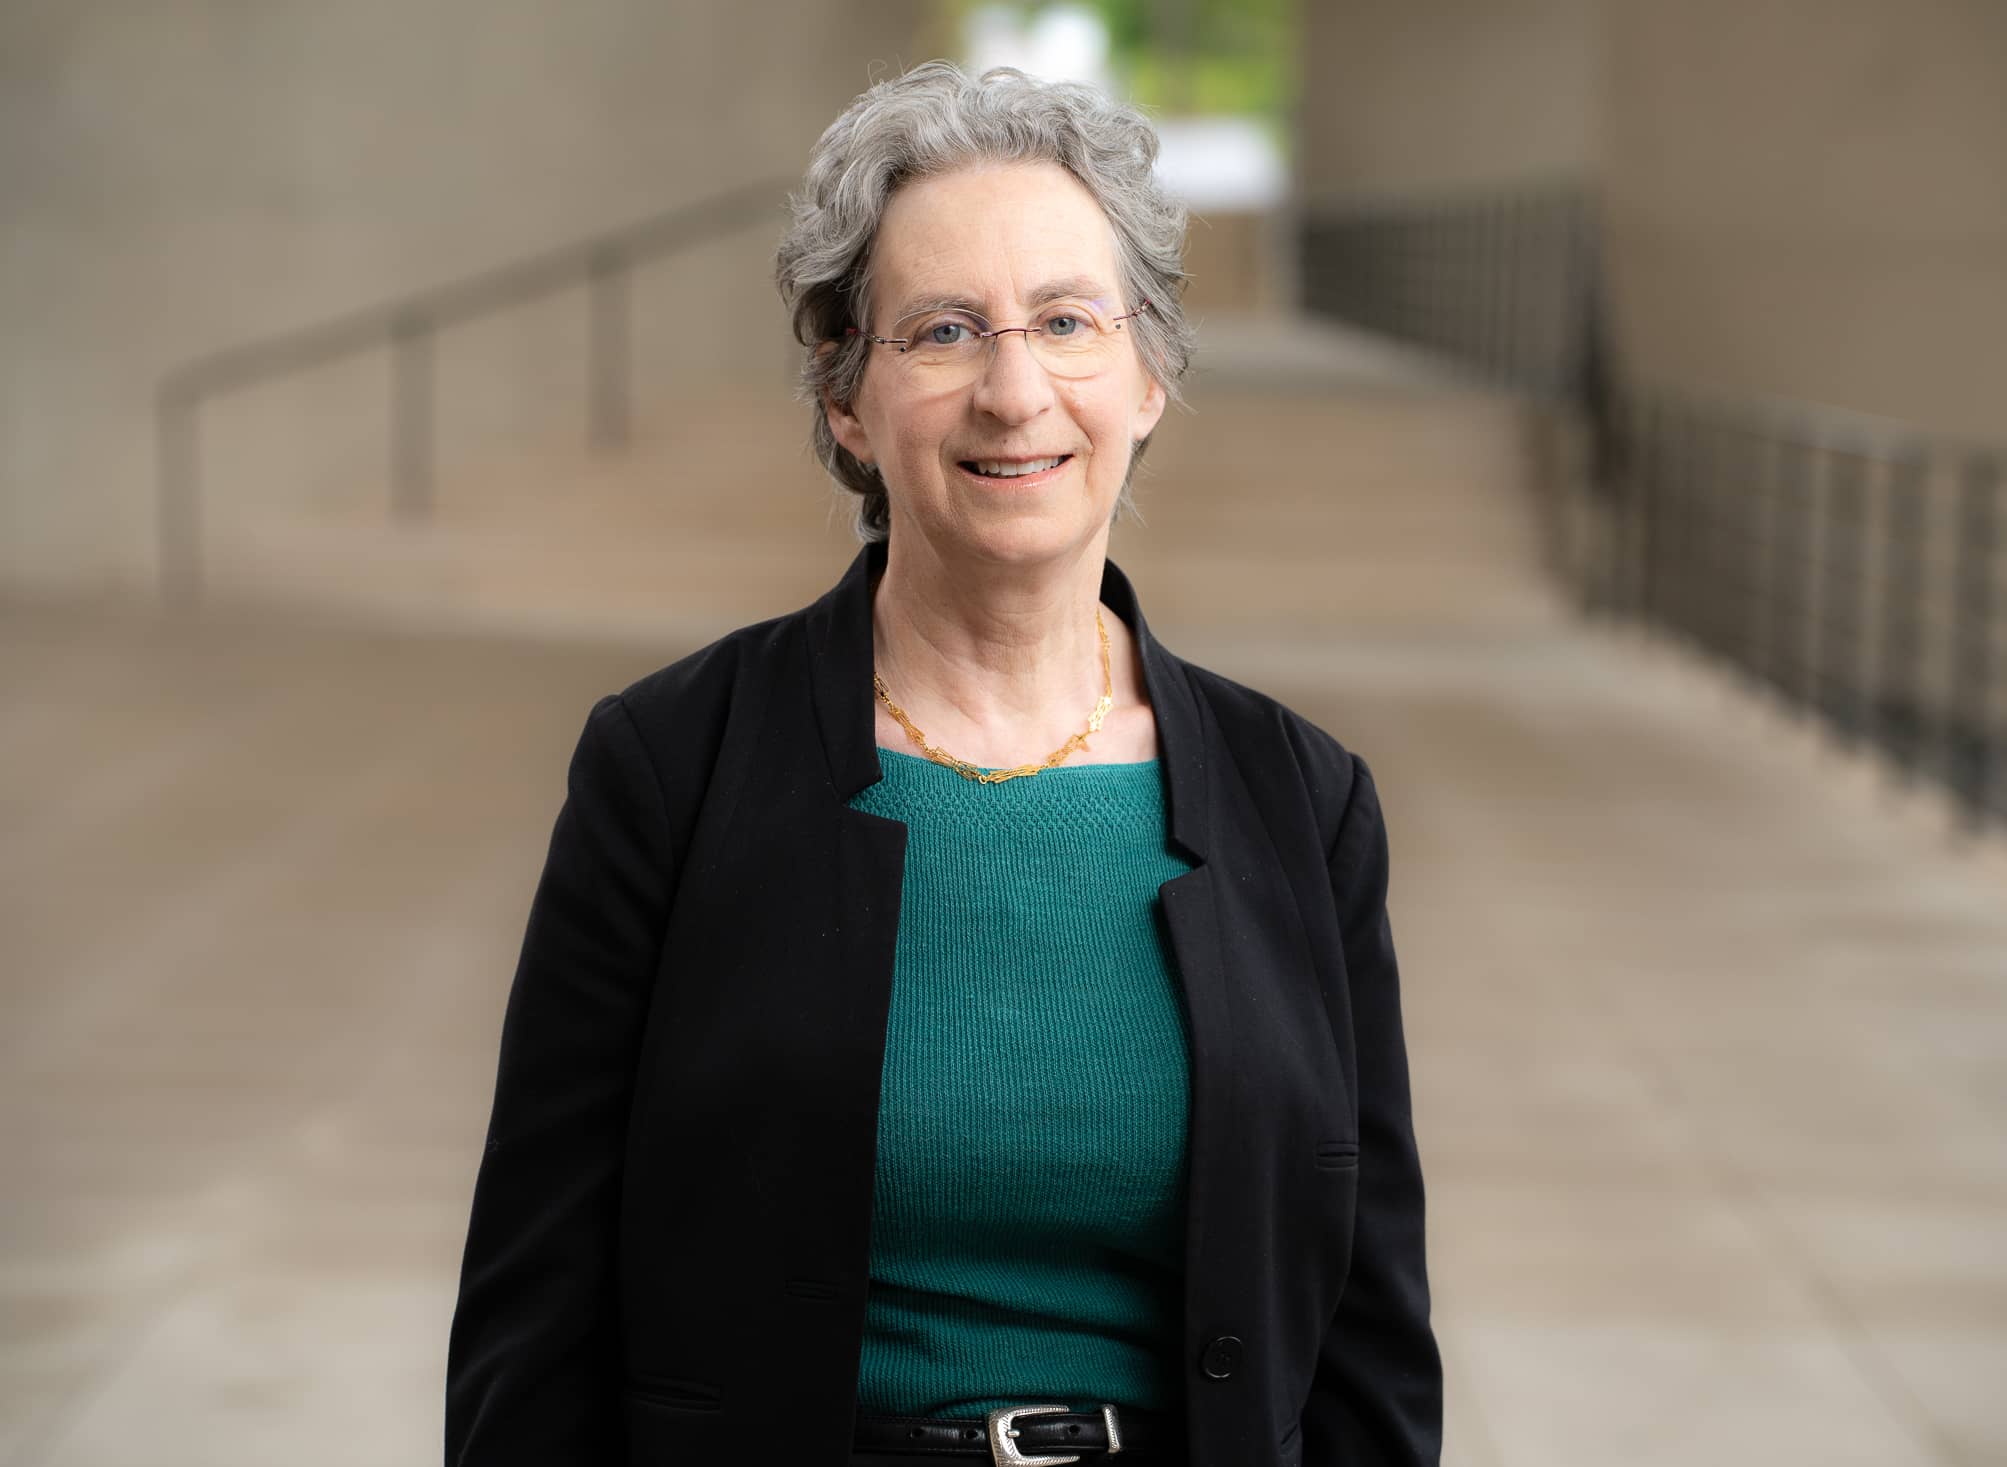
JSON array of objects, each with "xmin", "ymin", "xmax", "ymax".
[{"xmin": 774, "ymin": 60, "xmax": 1195, "ymax": 542}]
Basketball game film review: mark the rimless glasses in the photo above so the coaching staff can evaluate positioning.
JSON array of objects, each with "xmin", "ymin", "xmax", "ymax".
[{"xmin": 846, "ymin": 297, "xmax": 1153, "ymax": 389}]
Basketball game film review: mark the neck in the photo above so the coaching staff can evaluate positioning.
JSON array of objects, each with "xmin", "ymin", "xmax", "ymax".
[{"xmin": 870, "ymin": 531, "xmax": 1116, "ymax": 766}]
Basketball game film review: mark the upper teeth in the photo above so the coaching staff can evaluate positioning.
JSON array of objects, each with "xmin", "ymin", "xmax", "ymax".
[{"xmin": 973, "ymin": 456, "xmax": 1064, "ymax": 477}]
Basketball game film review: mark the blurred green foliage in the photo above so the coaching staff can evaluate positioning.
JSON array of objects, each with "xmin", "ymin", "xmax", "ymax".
[
  {"xmin": 938, "ymin": 0, "xmax": 1300, "ymax": 122},
  {"xmin": 1122, "ymin": 49, "xmax": 1293, "ymax": 119}
]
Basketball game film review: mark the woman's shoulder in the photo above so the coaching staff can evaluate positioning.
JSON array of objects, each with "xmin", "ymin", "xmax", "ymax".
[
  {"xmin": 561, "ymin": 601, "xmax": 822, "ymax": 839},
  {"xmin": 609, "ymin": 602, "xmax": 812, "ymax": 742},
  {"xmin": 1169, "ymin": 650, "xmax": 1372, "ymax": 853}
]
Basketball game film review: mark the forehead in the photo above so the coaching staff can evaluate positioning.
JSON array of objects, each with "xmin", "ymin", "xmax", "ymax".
[{"xmin": 871, "ymin": 160, "xmax": 1123, "ymax": 318}]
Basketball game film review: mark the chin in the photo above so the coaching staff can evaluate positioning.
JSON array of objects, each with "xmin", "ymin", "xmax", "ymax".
[
  {"xmin": 955, "ymin": 510, "xmax": 1112, "ymax": 570},
  {"xmin": 895, "ymin": 468, "xmax": 1118, "ymax": 567}
]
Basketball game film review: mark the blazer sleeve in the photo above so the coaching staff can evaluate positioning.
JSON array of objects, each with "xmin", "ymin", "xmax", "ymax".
[
  {"xmin": 1302, "ymin": 753, "xmax": 1444, "ymax": 1466},
  {"xmin": 445, "ymin": 692, "xmax": 673, "ymax": 1466}
]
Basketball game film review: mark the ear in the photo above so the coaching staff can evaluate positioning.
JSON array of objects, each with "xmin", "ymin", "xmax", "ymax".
[
  {"xmin": 1132, "ymin": 371, "xmax": 1168, "ymax": 442},
  {"xmin": 816, "ymin": 339, "xmax": 875, "ymax": 467}
]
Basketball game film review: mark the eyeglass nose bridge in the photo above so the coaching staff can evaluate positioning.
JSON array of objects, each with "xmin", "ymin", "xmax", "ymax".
[
  {"xmin": 976, "ymin": 324, "xmax": 1043, "ymax": 366},
  {"xmin": 966, "ymin": 324, "xmax": 1052, "ymax": 384},
  {"xmin": 974, "ymin": 322, "xmax": 1100, "ymax": 375}
]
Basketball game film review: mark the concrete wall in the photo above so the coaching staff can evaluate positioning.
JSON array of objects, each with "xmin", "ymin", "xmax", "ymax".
[
  {"xmin": 1297, "ymin": 0, "xmax": 1600, "ymax": 205},
  {"xmin": 1602, "ymin": 0, "xmax": 2007, "ymax": 442},
  {"xmin": 0, "ymin": 1, "xmax": 925, "ymax": 599},
  {"xmin": 1295, "ymin": 0, "xmax": 2006, "ymax": 444}
]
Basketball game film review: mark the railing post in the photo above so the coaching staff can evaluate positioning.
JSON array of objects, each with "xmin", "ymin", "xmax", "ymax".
[
  {"xmin": 589, "ymin": 246, "xmax": 630, "ymax": 454},
  {"xmin": 1431, "ymin": 202, "xmax": 1454, "ymax": 357},
  {"xmin": 1822, "ymin": 450, "xmax": 1867, "ymax": 746},
  {"xmin": 1712, "ymin": 420, "xmax": 1746, "ymax": 666},
  {"xmin": 1952, "ymin": 455, "xmax": 2001, "ymax": 825},
  {"xmin": 1396, "ymin": 214, "xmax": 1420, "ymax": 344},
  {"xmin": 1671, "ymin": 401, "xmax": 1700, "ymax": 646},
  {"xmin": 1771, "ymin": 438, "xmax": 1813, "ymax": 710},
  {"xmin": 1631, "ymin": 393, "xmax": 1659, "ymax": 624},
  {"xmin": 1742, "ymin": 425, "xmax": 1775, "ymax": 685},
  {"xmin": 1660, "ymin": 400, "xmax": 1689, "ymax": 641},
  {"xmin": 1485, "ymin": 194, "xmax": 1505, "ymax": 374},
  {"xmin": 1876, "ymin": 451, "xmax": 1927, "ymax": 780},
  {"xmin": 1725, "ymin": 421, "xmax": 1764, "ymax": 680},
  {"xmin": 157, "ymin": 382, "xmax": 202, "ymax": 610},
  {"xmin": 390, "ymin": 312, "xmax": 434, "ymax": 524},
  {"xmin": 1694, "ymin": 415, "xmax": 1727, "ymax": 658}
]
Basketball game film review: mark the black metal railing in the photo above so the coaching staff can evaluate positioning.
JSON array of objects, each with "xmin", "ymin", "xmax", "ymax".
[
  {"xmin": 1301, "ymin": 181, "xmax": 1599, "ymax": 401},
  {"xmin": 1613, "ymin": 391, "xmax": 2004, "ymax": 828},
  {"xmin": 154, "ymin": 179, "xmax": 790, "ymax": 607},
  {"xmin": 1301, "ymin": 182, "xmax": 2006, "ymax": 832}
]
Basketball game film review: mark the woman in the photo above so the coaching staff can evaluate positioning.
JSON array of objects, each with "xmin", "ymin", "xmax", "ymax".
[{"xmin": 446, "ymin": 61, "xmax": 1440, "ymax": 1467}]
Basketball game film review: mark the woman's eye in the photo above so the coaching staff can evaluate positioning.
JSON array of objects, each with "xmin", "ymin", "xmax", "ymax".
[
  {"xmin": 1044, "ymin": 314, "xmax": 1082, "ymax": 337},
  {"xmin": 925, "ymin": 321, "xmax": 970, "ymax": 346}
]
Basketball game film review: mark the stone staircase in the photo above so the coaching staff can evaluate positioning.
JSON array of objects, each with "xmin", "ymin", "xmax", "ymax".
[{"xmin": 203, "ymin": 316, "xmax": 1568, "ymax": 644}]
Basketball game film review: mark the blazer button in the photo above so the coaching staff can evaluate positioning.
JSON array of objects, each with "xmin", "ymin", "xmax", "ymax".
[{"xmin": 1199, "ymin": 1335, "xmax": 1244, "ymax": 1379}]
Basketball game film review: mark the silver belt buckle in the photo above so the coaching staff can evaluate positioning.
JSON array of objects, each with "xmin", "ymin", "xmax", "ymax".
[{"xmin": 984, "ymin": 1403, "xmax": 1083, "ymax": 1465}]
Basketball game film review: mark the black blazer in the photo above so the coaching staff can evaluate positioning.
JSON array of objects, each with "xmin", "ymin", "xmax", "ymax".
[{"xmin": 446, "ymin": 538, "xmax": 1441, "ymax": 1467}]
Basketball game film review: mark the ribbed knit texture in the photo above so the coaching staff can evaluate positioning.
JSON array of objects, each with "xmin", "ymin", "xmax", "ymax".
[{"xmin": 844, "ymin": 747, "xmax": 1195, "ymax": 1419}]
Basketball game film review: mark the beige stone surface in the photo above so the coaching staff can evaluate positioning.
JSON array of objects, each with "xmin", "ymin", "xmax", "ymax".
[
  {"xmin": 0, "ymin": 0, "xmax": 928, "ymax": 597},
  {"xmin": 5, "ymin": 321, "xmax": 2003, "ymax": 1467}
]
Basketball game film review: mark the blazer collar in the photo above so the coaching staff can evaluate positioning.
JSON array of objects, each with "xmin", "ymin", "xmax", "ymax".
[{"xmin": 805, "ymin": 538, "xmax": 1209, "ymax": 863}]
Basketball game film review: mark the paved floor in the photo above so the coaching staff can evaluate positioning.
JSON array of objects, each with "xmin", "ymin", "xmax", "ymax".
[
  {"xmin": 4, "ymin": 595, "xmax": 2003, "ymax": 1467},
  {"xmin": 5, "ymin": 317, "xmax": 2003, "ymax": 1465}
]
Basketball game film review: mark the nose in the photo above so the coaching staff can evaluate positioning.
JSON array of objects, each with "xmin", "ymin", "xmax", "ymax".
[{"xmin": 969, "ymin": 328, "xmax": 1055, "ymax": 424}]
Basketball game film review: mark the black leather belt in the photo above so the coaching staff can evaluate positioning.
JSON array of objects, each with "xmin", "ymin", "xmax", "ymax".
[{"xmin": 854, "ymin": 1403, "xmax": 1176, "ymax": 1462}]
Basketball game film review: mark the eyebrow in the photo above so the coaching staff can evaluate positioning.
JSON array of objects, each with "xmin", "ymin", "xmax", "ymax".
[{"xmin": 890, "ymin": 275, "xmax": 1113, "ymax": 325}]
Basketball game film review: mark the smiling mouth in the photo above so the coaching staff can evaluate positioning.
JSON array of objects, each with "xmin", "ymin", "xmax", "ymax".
[{"xmin": 960, "ymin": 454, "xmax": 1073, "ymax": 479}]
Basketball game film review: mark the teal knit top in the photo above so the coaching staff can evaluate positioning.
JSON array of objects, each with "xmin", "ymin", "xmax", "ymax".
[{"xmin": 845, "ymin": 747, "xmax": 1196, "ymax": 1419}]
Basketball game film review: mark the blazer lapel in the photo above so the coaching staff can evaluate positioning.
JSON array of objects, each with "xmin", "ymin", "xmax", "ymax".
[
  {"xmin": 802, "ymin": 540, "xmax": 1237, "ymax": 1400},
  {"xmin": 1098, "ymin": 553, "xmax": 1210, "ymax": 863},
  {"xmin": 804, "ymin": 540, "xmax": 888, "ymax": 800},
  {"xmin": 1101, "ymin": 559, "xmax": 1246, "ymax": 1374}
]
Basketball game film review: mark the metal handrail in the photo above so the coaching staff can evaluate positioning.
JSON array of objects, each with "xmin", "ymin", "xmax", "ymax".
[
  {"xmin": 154, "ymin": 178, "xmax": 792, "ymax": 607},
  {"xmin": 1300, "ymin": 180, "xmax": 2007, "ymax": 831},
  {"xmin": 1299, "ymin": 181, "xmax": 1601, "ymax": 402},
  {"xmin": 1611, "ymin": 385, "xmax": 2004, "ymax": 829}
]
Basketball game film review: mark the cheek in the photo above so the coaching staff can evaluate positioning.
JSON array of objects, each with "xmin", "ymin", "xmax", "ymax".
[
  {"xmin": 894, "ymin": 415, "xmax": 945, "ymax": 464},
  {"xmin": 1061, "ymin": 384, "xmax": 1137, "ymax": 455},
  {"xmin": 882, "ymin": 401, "xmax": 956, "ymax": 470}
]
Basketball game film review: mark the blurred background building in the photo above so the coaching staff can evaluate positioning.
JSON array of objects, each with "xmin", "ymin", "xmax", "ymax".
[{"xmin": 3, "ymin": 2, "xmax": 2004, "ymax": 1464}]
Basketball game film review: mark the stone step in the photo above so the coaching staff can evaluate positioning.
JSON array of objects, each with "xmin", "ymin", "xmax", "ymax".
[{"xmin": 200, "ymin": 317, "xmax": 1564, "ymax": 638}]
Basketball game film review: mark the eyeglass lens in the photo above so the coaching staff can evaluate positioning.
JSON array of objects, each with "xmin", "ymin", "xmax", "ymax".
[{"xmin": 892, "ymin": 301, "xmax": 1132, "ymax": 381}]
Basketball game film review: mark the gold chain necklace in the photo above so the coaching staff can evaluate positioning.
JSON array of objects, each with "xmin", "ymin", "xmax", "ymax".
[{"xmin": 873, "ymin": 608, "xmax": 1114, "ymax": 784}]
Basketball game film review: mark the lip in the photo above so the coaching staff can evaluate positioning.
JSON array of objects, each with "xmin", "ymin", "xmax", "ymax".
[{"xmin": 955, "ymin": 454, "xmax": 1074, "ymax": 488}]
